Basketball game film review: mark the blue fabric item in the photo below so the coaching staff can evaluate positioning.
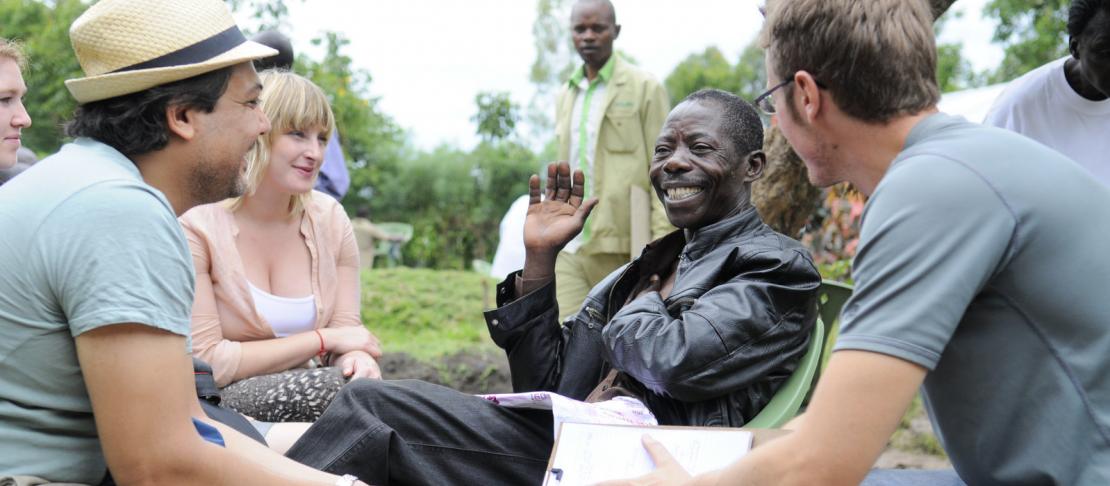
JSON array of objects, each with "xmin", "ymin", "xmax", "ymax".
[
  {"xmin": 861, "ymin": 469, "xmax": 965, "ymax": 486},
  {"xmin": 192, "ymin": 417, "xmax": 225, "ymax": 447},
  {"xmin": 314, "ymin": 128, "xmax": 350, "ymax": 200}
]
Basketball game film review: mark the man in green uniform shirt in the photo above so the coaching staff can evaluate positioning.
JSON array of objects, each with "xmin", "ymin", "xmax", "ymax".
[{"xmin": 553, "ymin": 0, "xmax": 672, "ymax": 320}]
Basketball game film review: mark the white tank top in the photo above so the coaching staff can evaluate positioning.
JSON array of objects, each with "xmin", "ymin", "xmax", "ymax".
[{"xmin": 248, "ymin": 280, "xmax": 317, "ymax": 337}]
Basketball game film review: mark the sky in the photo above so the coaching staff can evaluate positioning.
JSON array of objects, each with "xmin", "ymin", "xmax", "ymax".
[{"xmin": 238, "ymin": 0, "xmax": 1004, "ymax": 151}]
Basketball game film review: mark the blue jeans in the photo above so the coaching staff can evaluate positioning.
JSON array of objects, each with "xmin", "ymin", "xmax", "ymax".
[{"xmin": 863, "ymin": 469, "xmax": 966, "ymax": 485}]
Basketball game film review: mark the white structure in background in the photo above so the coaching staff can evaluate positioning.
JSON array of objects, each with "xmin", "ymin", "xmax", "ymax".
[
  {"xmin": 490, "ymin": 194, "xmax": 531, "ymax": 278},
  {"xmin": 938, "ymin": 83, "xmax": 1009, "ymax": 123}
]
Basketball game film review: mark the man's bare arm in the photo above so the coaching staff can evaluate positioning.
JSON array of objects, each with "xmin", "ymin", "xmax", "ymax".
[
  {"xmin": 601, "ymin": 350, "xmax": 926, "ymax": 486},
  {"xmin": 702, "ymin": 350, "xmax": 926, "ymax": 485},
  {"xmin": 75, "ymin": 323, "xmax": 350, "ymax": 486}
]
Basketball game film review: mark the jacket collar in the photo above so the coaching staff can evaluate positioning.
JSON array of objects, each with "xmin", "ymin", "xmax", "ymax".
[
  {"xmin": 682, "ymin": 206, "xmax": 763, "ymax": 261},
  {"xmin": 633, "ymin": 205, "xmax": 763, "ymax": 274}
]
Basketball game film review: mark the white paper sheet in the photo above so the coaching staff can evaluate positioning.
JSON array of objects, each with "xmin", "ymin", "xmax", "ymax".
[
  {"xmin": 477, "ymin": 391, "xmax": 658, "ymax": 438},
  {"xmin": 543, "ymin": 422, "xmax": 754, "ymax": 486}
]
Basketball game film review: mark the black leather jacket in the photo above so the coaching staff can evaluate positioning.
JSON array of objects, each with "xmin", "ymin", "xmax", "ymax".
[{"xmin": 484, "ymin": 207, "xmax": 820, "ymax": 426}]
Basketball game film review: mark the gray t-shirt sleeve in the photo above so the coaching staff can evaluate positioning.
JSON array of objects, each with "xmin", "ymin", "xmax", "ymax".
[
  {"xmin": 834, "ymin": 155, "xmax": 1016, "ymax": 370},
  {"xmin": 35, "ymin": 181, "xmax": 195, "ymax": 340}
]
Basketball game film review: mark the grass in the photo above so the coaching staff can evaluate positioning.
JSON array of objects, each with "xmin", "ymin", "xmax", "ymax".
[{"xmin": 361, "ymin": 267, "xmax": 500, "ymax": 360}]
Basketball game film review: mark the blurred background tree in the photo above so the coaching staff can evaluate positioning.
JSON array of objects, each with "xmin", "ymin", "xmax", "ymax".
[
  {"xmin": 985, "ymin": 0, "xmax": 1069, "ymax": 82},
  {"xmin": 472, "ymin": 91, "xmax": 520, "ymax": 143},
  {"xmin": 1, "ymin": 0, "xmax": 1076, "ymax": 273}
]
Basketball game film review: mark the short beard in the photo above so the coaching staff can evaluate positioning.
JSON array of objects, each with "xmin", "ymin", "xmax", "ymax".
[{"xmin": 189, "ymin": 153, "xmax": 245, "ymax": 206}]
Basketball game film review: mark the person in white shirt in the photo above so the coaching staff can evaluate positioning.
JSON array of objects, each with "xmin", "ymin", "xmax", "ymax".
[{"xmin": 984, "ymin": 0, "xmax": 1110, "ymax": 185}]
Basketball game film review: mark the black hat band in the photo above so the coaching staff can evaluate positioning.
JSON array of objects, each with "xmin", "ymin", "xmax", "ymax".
[{"xmin": 111, "ymin": 26, "xmax": 247, "ymax": 74}]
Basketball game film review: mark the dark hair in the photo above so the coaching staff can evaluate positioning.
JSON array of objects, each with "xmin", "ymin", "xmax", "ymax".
[
  {"xmin": 65, "ymin": 67, "xmax": 233, "ymax": 156},
  {"xmin": 682, "ymin": 89, "xmax": 764, "ymax": 158},
  {"xmin": 1069, "ymin": 0, "xmax": 1110, "ymax": 38},
  {"xmin": 760, "ymin": 0, "xmax": 938, "ymax": 124},
  {"xmin": 573, "ymin": 0, "xmax": 617, "ymax": 24},
  {"xmin": 251, "ymin": 30, "xmax": 294, "ymax": 71}
]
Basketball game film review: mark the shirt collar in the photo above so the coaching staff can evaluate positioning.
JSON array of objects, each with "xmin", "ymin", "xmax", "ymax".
[
  {"xmin": 73, "ymin": 137, "xmax": 142, "ymax": 180},
  {"xmin": 570, "ymin": 55, "xmax": 617, "ymax": 87}
]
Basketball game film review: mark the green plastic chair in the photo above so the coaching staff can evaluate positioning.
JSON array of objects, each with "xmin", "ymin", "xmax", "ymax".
[
  {"xmin": 373, "ymin": 222, "xmax": 413, "ymax": 267},
  {"xmin": 745, "ymin": 279, "xmax": 853, "ymax": 428},
  {"xmin": 816, "ymin": 280, "xmax": 853, "ymax": 375}
]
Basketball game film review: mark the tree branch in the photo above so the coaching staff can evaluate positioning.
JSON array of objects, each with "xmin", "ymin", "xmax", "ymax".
[{"xmin": 930, "ymin": 0, "xmax": 958, "ymax": 20}]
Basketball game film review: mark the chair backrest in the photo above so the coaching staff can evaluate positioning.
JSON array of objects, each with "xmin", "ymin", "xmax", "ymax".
[
  {"xmin": 815, "ymin": 279, "xmax": 853, "ymax": 374},
  {"xmin": 373, "ymin": 222, "xmax": 414, "ymax": 267},
  {"xmin": 744, "ymin": 309, "xmax": 825, "ymax": 428},
  {"xmin": 744, "ymin": 279, "xmax": 853, "ymax": 428}
]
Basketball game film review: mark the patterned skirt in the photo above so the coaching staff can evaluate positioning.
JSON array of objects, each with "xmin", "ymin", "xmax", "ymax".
[{"xmin": 220, "ymin": 367, "xmax": 347, "ymax": 422}]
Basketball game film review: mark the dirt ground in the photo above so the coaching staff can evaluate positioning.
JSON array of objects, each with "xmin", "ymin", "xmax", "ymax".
[{"xmin": 378, "ymin": 349, "xmax": 950, "ymax": 470}]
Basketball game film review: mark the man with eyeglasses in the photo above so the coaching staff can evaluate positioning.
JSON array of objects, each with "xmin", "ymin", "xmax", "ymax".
[{"xmin": 610, "ymin": 0, "xmax": 1110, "ymax": 485}]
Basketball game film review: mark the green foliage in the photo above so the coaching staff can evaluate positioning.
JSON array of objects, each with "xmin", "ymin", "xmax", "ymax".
[
  {"xmin": 527, "ymin": 0, "xmax": 574, "ymax": 140},
  {"xmin": 934, "ymin": 12, "xmax": 989, "ymax": 92},
  {"xmin": 664, "ymin": 44, "xmax": 766, "ymax": 103},
  {"xmin": 227, "ymin": 0, "xmax": 295, "ymax": 32},
  {"xmin": 293, "ymin": 32, "xmax": 405, "ymax": 214},
  {"xmin": 984, "ymin": 0, "xmax": 1069, "ymax": 83},
  {"xmin": 733, "ymin": 43, "xmax": 768, "ymax": 102},
  {"xmin": 361, "ymin": 267, "xmax": 498, "ymax": 359},
  {"xmin": 372, "ymin": 141, "xmax": 537, "ymax": 269},
  {"xmin": 665, "ymin": 47, "xmax": 738, "ymax": 101},
  {"xmin": 818, "ymin": 260, "xmax": 853, "ymax": 284},
  {"xmin": 472, "ymin": 91, "xmax": 520, "ymax": 142},
  {"xmin": 1, "ymin": 0, "xmax": 88, "ymax": 155}
]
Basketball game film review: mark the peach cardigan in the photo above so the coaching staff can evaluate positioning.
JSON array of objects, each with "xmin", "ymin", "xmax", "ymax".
[{"xmin": 179, "ymin": 191, "xmax": 362, "ymax": 386}]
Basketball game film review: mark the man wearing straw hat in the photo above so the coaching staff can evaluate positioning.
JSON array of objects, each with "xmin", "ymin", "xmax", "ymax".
[{"xmin": 0, "ymin": 1, "xmax": 364, "ymax": 485}]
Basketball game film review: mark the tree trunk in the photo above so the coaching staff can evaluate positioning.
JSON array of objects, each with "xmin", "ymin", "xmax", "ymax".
[
  {"xmin": 930, "ymin": 0, "xmax": 958, "ymax": 20},
  {"xmin": 752, "ymin": 126, "xmax": 822, "ymax": 238}
]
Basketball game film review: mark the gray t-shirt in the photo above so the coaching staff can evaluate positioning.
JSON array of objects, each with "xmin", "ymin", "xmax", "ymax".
[
  {"xmin": 835, "ymin": 113, "xmax": 1110, "ymax": 484},
  {"xmin": 0, "ymin": 139, "xmax": 194, "ymax": 483}
]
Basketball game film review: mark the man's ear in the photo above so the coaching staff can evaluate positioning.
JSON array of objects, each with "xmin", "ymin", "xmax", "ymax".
[
  {"xmin": 165, "ymin": 103, "xmax": 197, "ymax": 142},
  {"xmin": 1070, "ymin": 36, "xmax": 1080, "ymax": 59},
  {"xmin": 613, "ymin": 23, "xmax": 622, "ymax": 40},
  {"xmin": 794, "ymin": 70, "xmax": 823, "ymax": 124},
  {"xmin": 744, "ymin": 150, "xmax": 766, "ymax": 182}
]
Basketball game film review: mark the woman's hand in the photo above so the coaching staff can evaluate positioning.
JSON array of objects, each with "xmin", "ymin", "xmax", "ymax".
[
  {"xmin": 333, "ymin": 350, "xmax": 382, "ymax": 379},
  {"xmin": 320, "ymin": 326, "xmax": 382, "ymax": 358}
]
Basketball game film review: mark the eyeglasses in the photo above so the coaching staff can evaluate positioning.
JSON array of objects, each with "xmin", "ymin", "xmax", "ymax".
[
  {"xmin": 752, "ymin": 75, "xmax": 826, "ymax": 116},
  {"xmin": 753, "ymin": 78, "xmax": 792, "ymax": 116}
]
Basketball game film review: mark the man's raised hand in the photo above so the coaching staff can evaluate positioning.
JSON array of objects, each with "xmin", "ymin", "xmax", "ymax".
[
  {"xmin": 523, "ymin": 161, "xmax": 598, "ymax": 255},
  {"xmin": 516, "ymin": 162, "xmax": 598, "ymax": 288}
]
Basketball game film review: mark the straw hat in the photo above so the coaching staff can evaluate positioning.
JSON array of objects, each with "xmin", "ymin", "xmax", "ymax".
[{"xmin": 65, "ymin": 0, "xmax": 278, "ymax": 104}]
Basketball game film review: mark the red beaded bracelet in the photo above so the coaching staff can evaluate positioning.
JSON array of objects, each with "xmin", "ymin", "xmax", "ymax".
[{"xmin": 314, "ymin": 329, "xmax": 326, "ymax": 358}]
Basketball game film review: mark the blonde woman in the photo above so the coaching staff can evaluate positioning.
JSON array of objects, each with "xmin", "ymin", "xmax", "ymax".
[
  {"xmin": 1, "ymin": 38, "xmax": 32, "ymax": 170},
  {"xmin": 180, "ymin": 70, "xmax": 381, "ymax": 422}
]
